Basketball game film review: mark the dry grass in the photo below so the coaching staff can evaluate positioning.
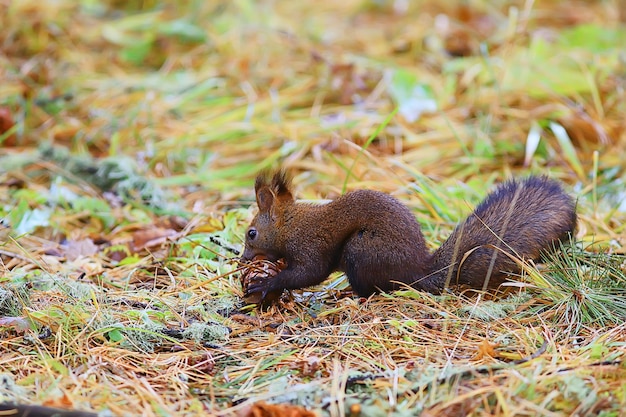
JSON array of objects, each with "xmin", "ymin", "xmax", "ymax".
[{"xmin": 1, "ymin": 0, "xmax": 626, "ymax": 416}]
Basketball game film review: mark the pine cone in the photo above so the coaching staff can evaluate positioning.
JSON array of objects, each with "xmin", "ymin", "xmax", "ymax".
[{"xmin": 240, "ymin": 255, "xmax": 287, "ymax": 305}]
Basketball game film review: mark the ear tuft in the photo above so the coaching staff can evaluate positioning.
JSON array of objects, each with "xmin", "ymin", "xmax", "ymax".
[
  {"xmin": 254, "ymin": 170, "xmax": 274, "ymax": 213},
  {"xmin": 271, "ymin": 170, "xmax": 293, "ymax": 202},
  {"xmin": 254, "ymin": 169, "xmax": 272, "ymax": 194},
  {"xmin": 254, "ymin": 169, "xmax": 294, "ymax": 213}
]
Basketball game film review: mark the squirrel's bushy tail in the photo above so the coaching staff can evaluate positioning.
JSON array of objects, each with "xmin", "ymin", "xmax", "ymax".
[{"xmin": 421, "ymin": 177, "xmax": 577, "ymax": 292}]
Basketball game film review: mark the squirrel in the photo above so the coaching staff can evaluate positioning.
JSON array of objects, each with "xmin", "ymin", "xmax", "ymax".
[{"xmin": 241, "ymin": 170, "xmax": 577, "ymax": 300}]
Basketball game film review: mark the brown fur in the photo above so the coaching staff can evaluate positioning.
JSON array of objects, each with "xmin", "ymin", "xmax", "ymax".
[{"xmin": 242, "ymin": 171, "xmax": 577, "ymax": 299}]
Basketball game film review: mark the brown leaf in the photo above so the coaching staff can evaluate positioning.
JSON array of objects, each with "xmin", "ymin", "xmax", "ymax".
[
  {"xmin": 560, "ymin": 113, "xmax": 611, "ymax": 146},
  {"xmin": 0, "ymin": 316, "xmax": 31, "ymax": 332},
  {"xmin": 131, "ymin": 227, "xmax": 180, "ymax": 252},
  {"xmin": 237, "ymin": 401, "xmax": 316, "ymax": 417},
  {"xmin": 187, "ymin": 353, "xmax": 215, "ymax": 374},
  {"xmin": 230, "ymin": 314, "xmax": 262, "ymax": 327},
  {"xmin": 293, "ymin": 355, "xmax": 321, "ymax": 377},
  {"xmin": 474, "ymin": 338, "xmax": 498, "ymax": 360},
  {"xmin": 42, "ymin": 391, "xmax": 74, "ymax": 409},
  {"xmin": 441, "ymin": 4, "xmax": 498, "ymax": 57},
  {"xmin": 0, "ymin": 106, "xmax": 16, "ymax": 146},
  {"xmin": 61, "ymin": 239, "xmax": 98, "ymax": 261}
]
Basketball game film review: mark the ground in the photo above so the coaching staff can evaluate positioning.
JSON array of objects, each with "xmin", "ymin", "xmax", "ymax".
[{"xmin": 0, "ymin": 1, "xmax": 626, "ymax": 416}]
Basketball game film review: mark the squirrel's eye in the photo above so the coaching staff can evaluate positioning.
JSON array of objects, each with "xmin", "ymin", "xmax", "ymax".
[{"xmin": 247, "ymin": 228, "xmax": 257, "ymax": 240}]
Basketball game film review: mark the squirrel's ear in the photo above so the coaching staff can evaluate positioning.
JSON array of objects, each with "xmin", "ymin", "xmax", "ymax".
[
  {"xmin": 255, "ymin": 171, "xmax": 275, "ymax": 213},
  {"xmin": 254, "ymin": 169, "xmax": 293, "ymax": 213},
  {"xmin": 256, "ymin": 187, "xmax": 275, "ymax": 213},
  {"xmin": 271, "ymin": 170, "xmax": 294, "ymax": 203}
]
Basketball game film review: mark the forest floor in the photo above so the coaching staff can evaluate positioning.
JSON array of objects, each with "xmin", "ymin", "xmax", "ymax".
[{"xmin": 1, "ymin": 1, "xmax": 626, "ymax": 416}]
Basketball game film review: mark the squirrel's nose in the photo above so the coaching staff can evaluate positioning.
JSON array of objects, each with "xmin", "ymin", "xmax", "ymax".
[{"xmin": 241, "ymin": 247, "xmax": 255, "ymax": 261}]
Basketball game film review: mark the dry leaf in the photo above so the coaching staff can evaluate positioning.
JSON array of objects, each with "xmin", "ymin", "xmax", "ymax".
[
  {"xmin": 0, "ymin": 316, "xmax": 31, "ymax": 332},
  {"xmin": 42, "ymin": 391, "xmax": 74, "ymax": 409},
  {"xmin": 230, "ymin": 314, "xmax": 262, "ymax": 327},
  {"xmin": 0, "ymin": 106, "xmax": 16, "ymax": 146},
  {"xmin": 237, "ymin": 401, "xmax": 316, "ymax": 417},
  {"xmin": 131, "ymin": 227, "xmax": 179, "ymax": 252},
  {"xmin": 475, "ymin": 339, "xmax": 498, "ymax": 360},
  {"xmin": 61, "ymin": 238, "xmax": 98, "ymax": 261},
  {"xmin": 296, "ymin": 355, "xmax": 321, "ymax": 377}
]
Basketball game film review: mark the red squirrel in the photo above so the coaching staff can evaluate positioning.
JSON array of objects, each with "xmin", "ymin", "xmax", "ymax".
[{"xmin": 242, "ymin": 170, "xmax": 577, "ymax": 300}]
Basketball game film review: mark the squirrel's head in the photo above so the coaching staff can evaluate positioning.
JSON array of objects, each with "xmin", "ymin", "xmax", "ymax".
[{"xmin": 242, "ymin": 169, "xmax": 294, "ymax": 261}]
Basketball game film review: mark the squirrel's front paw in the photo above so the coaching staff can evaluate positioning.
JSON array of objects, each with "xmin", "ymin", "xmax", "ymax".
[{"xmin": 246, "ymin": 277, "xmax": 283, "ymax": 305}]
